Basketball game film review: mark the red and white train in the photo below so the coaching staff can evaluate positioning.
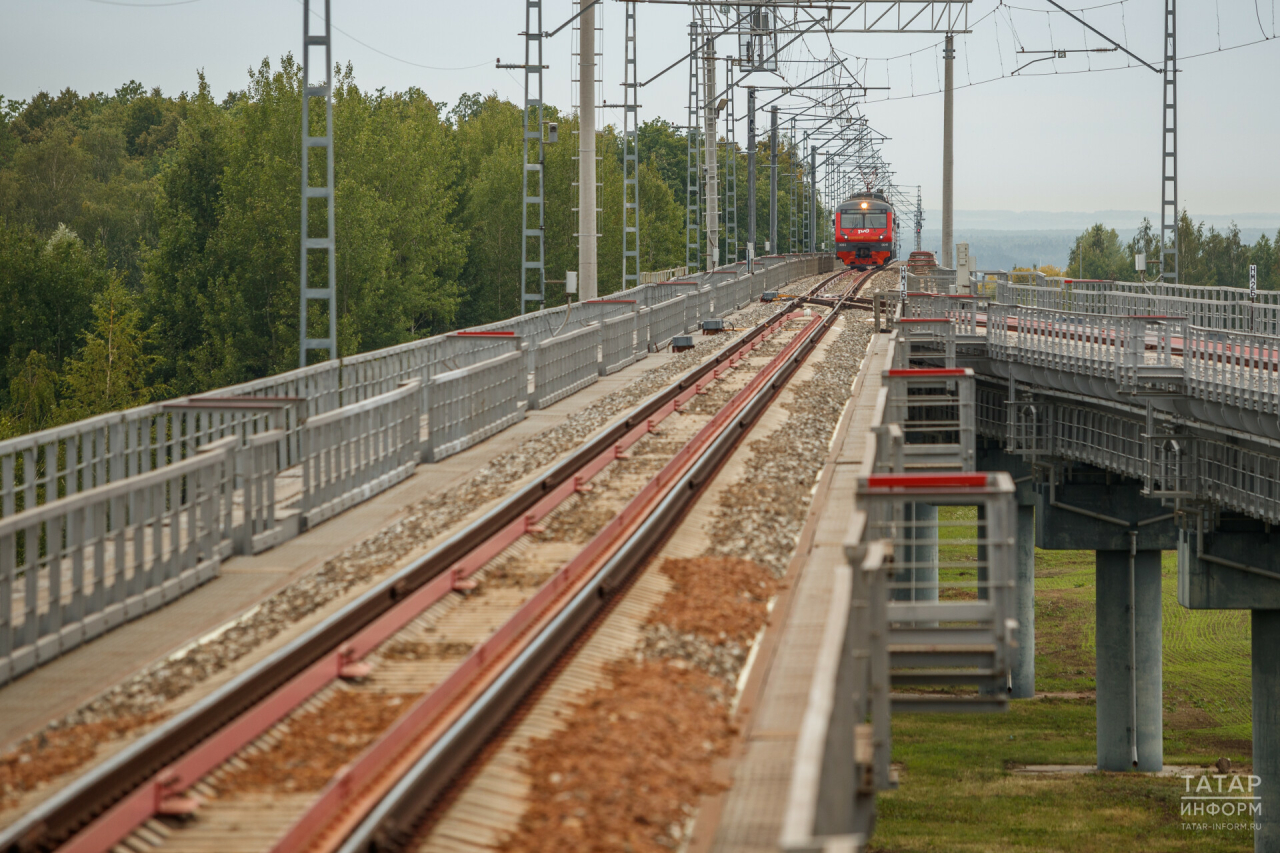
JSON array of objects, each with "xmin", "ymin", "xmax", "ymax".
[{"xmin": 834, "ymin": 191, "xmax": 896, "ymax": 270}]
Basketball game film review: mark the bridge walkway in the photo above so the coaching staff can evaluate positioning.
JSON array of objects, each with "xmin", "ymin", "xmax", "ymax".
[{"xmin": 692, "ymin": 331, "xmax": 890, "ymax": 852}]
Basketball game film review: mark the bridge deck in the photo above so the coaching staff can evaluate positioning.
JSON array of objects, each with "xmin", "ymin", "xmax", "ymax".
[
  {"xmin": 697, "ymin": 331, "xmax": 890, "ymax": 852},
  {"xmin": 0, "ymin": 349, "xmax": 688, "ymax": 751}
]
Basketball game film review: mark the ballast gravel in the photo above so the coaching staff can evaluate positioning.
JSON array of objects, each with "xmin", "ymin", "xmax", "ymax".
[{"xmin": 498, "ymin": 270, "xmax": 896, "ymax": 852}]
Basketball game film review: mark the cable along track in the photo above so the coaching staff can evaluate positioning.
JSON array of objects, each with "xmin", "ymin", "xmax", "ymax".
[{"xmin": 3, "ymin": 269, "xmax": 869, "ymax": 853}]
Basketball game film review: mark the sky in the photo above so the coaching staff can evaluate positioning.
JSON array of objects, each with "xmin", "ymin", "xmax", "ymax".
[{"xmin": 2, "ymin": 0, "xmax": 1278, "ymax": 222}]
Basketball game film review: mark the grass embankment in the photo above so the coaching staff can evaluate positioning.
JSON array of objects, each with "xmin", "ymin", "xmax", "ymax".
[{"xmin": 870, "ymin": 507, "xmax": 1253, "ymax": 852}]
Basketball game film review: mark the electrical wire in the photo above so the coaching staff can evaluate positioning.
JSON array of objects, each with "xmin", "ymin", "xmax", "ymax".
[
  {"xmin": 993, "ymin": 11, "xmax": 1007, "ymax": 76},
  {"xmin": 85, "ymin": 0, "xmax": 201, "ymax": 6},
  {"xmin": 1003, "ymin": 0, "xmax": 1127, "ymax": 10},
  {"xmin": 775, "ymin": 0, "xmax": 1278, "ymax": 115},
  {"xmin": 294, "ymin": 0, "xmax": 490, "ymax": 71},
  {"xmin": 1120, "ymin": 2, "xmax": 1133, "ymax": 68},
  {"xmin": 862, "ymin": 35, "xmax": 1280, "ymax": 105},
  {"xmin": 690, "ymin": 0, "xmax": 1276, "ymax": 196},
  {"xmin": 964, "ymin": 31, "xmax": 973, "ymax": 84},
  {"xmin": 1003, "ymin": 4, "xmax": 1025, "ymax": 51}
]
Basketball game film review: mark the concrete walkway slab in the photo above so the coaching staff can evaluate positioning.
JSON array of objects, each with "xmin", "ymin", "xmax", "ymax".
[{"xmin": 704, "ymin": 331, "xmax": 890, "ymax": 853}]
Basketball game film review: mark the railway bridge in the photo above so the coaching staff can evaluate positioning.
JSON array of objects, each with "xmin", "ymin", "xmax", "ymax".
[
  {"xmin": 782, "ymin": 268, "xmax": 1280, "ymax": 852},
  {"xmin": 0, "ymin": 259, "xmax": 1274, "ymax": 853}
]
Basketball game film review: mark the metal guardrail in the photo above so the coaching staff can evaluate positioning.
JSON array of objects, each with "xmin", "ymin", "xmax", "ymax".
[
  {"xmin": 0, "ymin": 256, "xmax": 827, "ymax": 534},
  {"xmin": 0, "ymin": 256, "xmax": 832, "ymax": 684},
  {"xmin": 995, "ymin": 279, "xmax": 1280, "ymax": 334},
  {"xmin": 0, "ymin": 400, "xmax": 295, "ymax": 524},
  {"xmin": 895, "ymin": 318, "xmax": 956, "ymax": 368},
  {"xmin": 856, "ymin": 473, "xmax": 1018, "ymax": 712},
  {"xmin": 647, "ymin": 295, "xmax": 688, "ymax": 351},
  {"xmin": 783, "ymin": 329, "xmax": 1016, "ymax": 851},
  {"xmin": 637, "ymin": 264, "xmax": 688, "ymax": 285},
  {"xmin": 236, "ymin": 430, "xmax": 286, "ymax": 555},
  {"xmin": 981, "ymin": 376, "xmax": 1280, "ymax": 527},
  {"xmin": 300, "ymin": 380, "xmax": 421, "ymax": 528},
  {"xmin": 713, "ymin": 278, "xmax": 735, "ymax": 318},
  {"xmin": 599, "ymin": 312, "xmax": 639, "ymax": 376},
  {"xmin": 906, "ymin": 268, "xmax": 958, "ymax": 295},
  {"xmin": 902, "ymin": 291, "xmax": 981, "ymax": 338},
  {"xmin": 0, "ymin": 439, "xmax": 234, "ymax": 685},
  {"xmin": 530, "ymin": 324, "xmax": 601, "ymax": 410},
  {"xmin": 1185, "ymin": 325, "xmax": 1280, "ymax": 415},
  {"xmin": 425, "ymin": 350, "xmax": 527, "ymax": 463},
  {"xmin": 635, "ymin": 306, "xmax": 652, "ymax": 355},
  {"xmin": 880, "ymin": 368, "xmax": 975, "ymax": 472},
  {"xmin": 987, "ymin": 302, "xmax": 1280, "ymax": 411},
  {"xmin": 695, "ymin": 285, "xmax": 712, "ymax": 325},
  {"xmin": 213, "ymin": 359, "xmax": 342, "ymax": 419}
]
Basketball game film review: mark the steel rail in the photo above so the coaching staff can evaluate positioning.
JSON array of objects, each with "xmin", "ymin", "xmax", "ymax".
[
  {"xmin": 334, "ymin": 270, "xmax": 872, "ymax": 853},
  {"xmin": 2, "ymin": 268, "xmax": 850, "ymax": 853},
  {"xmin": 267, "ymin": 306, "xmax": 841, "ymax": 852}
]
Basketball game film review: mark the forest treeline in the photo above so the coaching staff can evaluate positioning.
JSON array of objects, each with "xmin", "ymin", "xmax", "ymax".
[
  {"xmin": 3, "ymin": 58, "xmax": 1273, "ymax": 440},
  {"xmin": 0, "ymin": 57, "xmax": 817, "ymax": 438},
  {"xmin": 1064, "ymin": 216, "xmax": 1279, "ymax": 286}
]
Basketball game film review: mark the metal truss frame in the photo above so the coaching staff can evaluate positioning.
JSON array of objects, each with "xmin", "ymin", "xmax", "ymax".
[
  {"xmin": 520, "ymin": 0, "xmax": 547, "ymax": 311},
  {"xmin": 300, "ymin": 0, "xmax": 337, "ymax": 366},
  {"xmin": 623, "ymin": 1, "xmax": 639, "ymax": 287}
]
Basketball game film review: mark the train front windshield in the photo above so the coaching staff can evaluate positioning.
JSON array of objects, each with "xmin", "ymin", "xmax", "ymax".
[
  {"xmin": 840, "ymin": 212, "xmax": 863, "ymax": 229},
  {"xmin": 866, "ymin": 213, "xmax": 888, "ymax": 229}
]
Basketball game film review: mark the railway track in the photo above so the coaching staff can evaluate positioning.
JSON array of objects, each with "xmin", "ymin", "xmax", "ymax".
[{"xmin": 2, "ymin": 268, "xmax": 873, "ymax": 853}]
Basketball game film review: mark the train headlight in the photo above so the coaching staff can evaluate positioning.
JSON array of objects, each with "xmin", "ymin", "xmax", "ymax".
[{"xmin": 860, "ymin": 202, "xmax": 868, "ymax": 209}]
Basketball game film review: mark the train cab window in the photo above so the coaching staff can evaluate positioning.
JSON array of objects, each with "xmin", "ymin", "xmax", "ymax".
[
  {"xmin": 840, "ymin": 212, "xmax": 864, "ymax": 230},
  {"xmin": 866, "ymin": 213, "xmax": 888, "ymax": 229}
]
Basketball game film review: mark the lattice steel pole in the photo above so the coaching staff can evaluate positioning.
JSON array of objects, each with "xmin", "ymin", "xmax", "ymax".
[
  {"xmin": 577, "ymin": 0, "xmax": 598, "ymax": 300},
  {"xmin": 686, "ymin": 19, "xmax": 701, "ymax": 270},
  {"xmin": 1160, "ymin": 0, "xmax": 1178, "ymax": 282},
  {"xmin": 810, "ymin": 144, "xmax": 818, "ymax": 252},
  {"xmin": 703, "ymin": 34, "xmax": 719, "ymax": 270},
  {"xmin": 800, "ymin": 134, "xmax": 810, "ymax": 253},
  {"xmin": 623, "ymin": 1, "xmax": 639, "ymax": 287},
  {"xmin": 915, "ymin": 188, "xmax": 923, "ymax": 252},
  {"xmin": 522, "ymin": 0, "xmax": 547, "ymax": 311},
  {"xmin": 725, "ymin": 59, "xmax": 738, "ymax": 264},
  {"xmin": 300, "ymin": 0, "xmax": 336, "ymax": 366}
]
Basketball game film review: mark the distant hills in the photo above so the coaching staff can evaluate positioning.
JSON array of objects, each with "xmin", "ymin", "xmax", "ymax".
[{"xmin": 912, "ymin": 210, "xmax": 1280, "ymax": 271}]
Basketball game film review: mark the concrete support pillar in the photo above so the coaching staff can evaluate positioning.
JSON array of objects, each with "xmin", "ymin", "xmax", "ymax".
[
  {"xmin": 1255, "ymin": 610, "xmax": 1280, "ymax": 852},
  {"xmin": 1012, "ymin": 504, "xmax": 1036, "ymax": 699},
  {"xmin": 894, "ymin": 503, "xmax": 938, "ymax": 602},
  {"xmin": 1095, "ymin": 549, "xmax": 1163, "ymax": 772}
]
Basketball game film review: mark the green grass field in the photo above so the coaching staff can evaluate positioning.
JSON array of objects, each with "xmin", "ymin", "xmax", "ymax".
[{"xmin": 869, "ymin": 508, "xmax": 1254, "ymax": 852}]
